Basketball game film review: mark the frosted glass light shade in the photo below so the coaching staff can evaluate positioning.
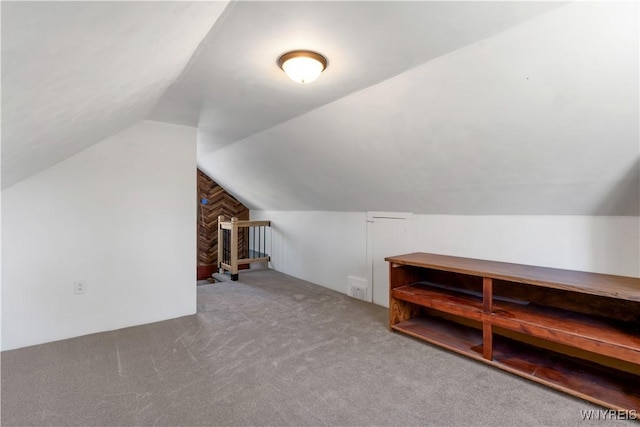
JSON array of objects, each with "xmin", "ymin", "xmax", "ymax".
[{"xmin": 278, "ymin": 51, "xmax": 327, "ymax": 84}]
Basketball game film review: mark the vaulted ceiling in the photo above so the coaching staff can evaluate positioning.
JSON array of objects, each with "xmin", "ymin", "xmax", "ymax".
[
  {"xmin": 3, "ymin": 1, "xmax": 638, "ymax": 215},
  {"xmin": 1, "ymin": 1, "xmax": 229, "ymax": 188}
]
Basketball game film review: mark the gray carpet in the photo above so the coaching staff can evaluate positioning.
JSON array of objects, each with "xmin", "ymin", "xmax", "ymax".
[{"xmin": 1, "ymin": 269, "xmax": 634, "ymax": 426}]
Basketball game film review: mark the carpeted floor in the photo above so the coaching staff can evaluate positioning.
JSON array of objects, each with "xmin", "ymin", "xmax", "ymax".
[{"xmin": 1, "ymin": 269, "xmax": 635, "ymax": 426}]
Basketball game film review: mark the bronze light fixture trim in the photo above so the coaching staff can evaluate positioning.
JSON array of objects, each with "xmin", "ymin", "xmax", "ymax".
[{"xmin": 278, "ymin": 50, "xmax": 328, "ymax": 84}]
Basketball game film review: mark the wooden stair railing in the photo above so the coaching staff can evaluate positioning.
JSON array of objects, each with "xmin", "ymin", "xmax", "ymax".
[{"xmin": 217, "ymin": 215, "xmax": 271, "ymax": 281}]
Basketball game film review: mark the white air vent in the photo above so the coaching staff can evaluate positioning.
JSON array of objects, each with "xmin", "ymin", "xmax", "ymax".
[{"xmin": 347, "ymin": 276, "xmax": 369, "ymax": 302}]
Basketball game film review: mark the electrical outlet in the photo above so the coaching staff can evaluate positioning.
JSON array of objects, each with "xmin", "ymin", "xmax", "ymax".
[{"xmin": 74, "ymin": 281, "xmax": 86, "ymax": 295}]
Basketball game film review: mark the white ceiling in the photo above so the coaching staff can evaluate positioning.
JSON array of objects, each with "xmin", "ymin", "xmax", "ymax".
[
  {"xmin": 195, "ymin": 1, "xmax": 638, "ymax": 215},
  {"xmin": 1, "ymin": 1, "xmax": 228, "ymax": 189},
  {"xmin": 3, "ymin": 1, "xmax": 638, "ymax": 215},
  {"xmin": 151, "ymin": 1, "xmax": 563, "ymax": 152}
]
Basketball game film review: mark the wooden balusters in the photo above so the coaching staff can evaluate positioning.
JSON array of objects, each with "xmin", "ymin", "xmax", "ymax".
[{"xmin": 218, "ymin": 216, "xmax": 271, "ymax": 281}]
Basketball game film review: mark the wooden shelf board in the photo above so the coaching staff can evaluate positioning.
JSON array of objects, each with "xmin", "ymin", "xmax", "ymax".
[
  {"xmin": 386, "ymin": 252, "xmax": 640, "ymax": 302},
  {"xmin": 392, "ymin": 316, "xmax": 483, "ymax": 360},
  {"xmin": 491, "ymin": 336, "xmax": 640, "ymax": 411},
  {"xmin": 490, "ymin": 301, "xmax": 640, "ymax": 364},
  {"xmin": 392, "ymin": 283, "xmax": 484, "ymax": 321}
]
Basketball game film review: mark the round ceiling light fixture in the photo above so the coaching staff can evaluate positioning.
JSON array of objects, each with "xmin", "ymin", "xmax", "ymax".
[{"xmin": 278, "ymin": 50, "xmax": 327, "ymax": 84}]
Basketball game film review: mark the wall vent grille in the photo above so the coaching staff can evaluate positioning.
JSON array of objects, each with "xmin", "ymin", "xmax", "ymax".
[
  {"xmin": 347, "ymin": 276, "xmax": 369, "ymax": 302},
  {"xmin": 348, "ymin": 284, "xmax": 368, "ymax": 301}
]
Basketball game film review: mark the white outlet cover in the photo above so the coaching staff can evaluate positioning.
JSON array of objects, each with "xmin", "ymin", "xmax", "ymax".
[{"xmin": 74, "ymin": 281, "xmax": 86, "ymax": 294}]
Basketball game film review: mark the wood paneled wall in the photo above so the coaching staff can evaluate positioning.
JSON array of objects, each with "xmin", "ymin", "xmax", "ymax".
[{"xmin": 197, "ymin": 169, "xmax": 249, "ymax": 279}]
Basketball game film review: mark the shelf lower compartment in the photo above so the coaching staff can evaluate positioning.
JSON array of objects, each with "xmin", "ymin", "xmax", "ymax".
[
  {"xmin": 491, "ymin": 334, "xmax": 640, "ymax": 411},
  {"xmin": 392, "ymin": 314, "xmax": 640, "ymax": 411},
  {"xmin": 391, "ymin": 315, "xmax": 484, "ymax": 360}
]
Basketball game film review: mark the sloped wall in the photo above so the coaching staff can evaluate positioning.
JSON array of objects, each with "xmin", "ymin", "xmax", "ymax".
[
  {"xmin": 2, "ymin": 1, "xmax": 229, "ymax": 189},
  {"xmin": 1, "ymin": 121, "xmax": 197, "ymax": 350},
  {"xmin": 201, "ymin": 2, "xmax": 639, "ymax": 216}
]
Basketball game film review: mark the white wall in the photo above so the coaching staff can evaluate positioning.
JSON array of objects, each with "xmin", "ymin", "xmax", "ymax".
[
  {"xmin": 251, "ymin": 210, "xmax": 639, "ymax": 297},
  {"xmin": 411, "ymin": 215, "xmax": 640, "ymax": 278},
  {"xmin": 1, "ymin": 120, "xmax": 197, "ymax": 350},
  {"xmin": 250, "ymin": 211, "xmax": 367, "ymax": 294}
]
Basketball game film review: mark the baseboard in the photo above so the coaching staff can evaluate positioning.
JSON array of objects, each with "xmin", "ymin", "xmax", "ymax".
[
  {"xmin": 197, "ymin": 265, "xmax": 218, "ymax": 280},
  {"xmin": 198, "ymin": 264, "xmax": 249, "ymax": 280}
]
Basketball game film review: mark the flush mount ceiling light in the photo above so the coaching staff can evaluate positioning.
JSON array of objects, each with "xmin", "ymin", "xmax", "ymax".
[{"xmin": 278, "ymin": 50, "xmax": 327, "ymax": 84}]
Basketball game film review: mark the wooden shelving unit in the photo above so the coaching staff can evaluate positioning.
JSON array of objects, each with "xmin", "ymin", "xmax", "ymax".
[{"xmin": 387, "ymin": 252, "xmax": 640, "ymax": 411}]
